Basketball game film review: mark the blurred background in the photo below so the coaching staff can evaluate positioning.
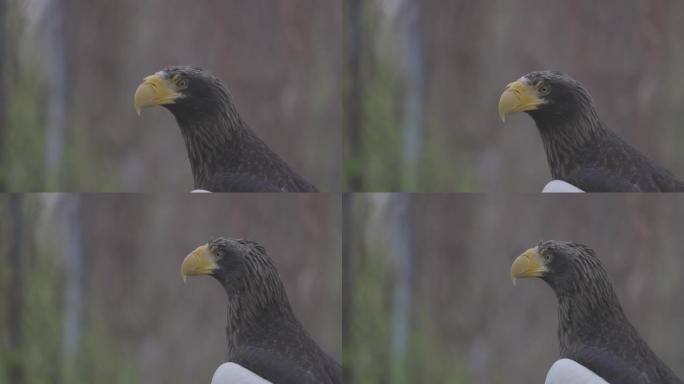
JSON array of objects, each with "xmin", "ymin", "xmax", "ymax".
[
  {"xmin": 344, "ymin": 0, "xmax": 684, "ymax": 191},
  {"xmin": 0, "ymin": 0, "xmax": 340, "ymax": 191},
  {"xmin": 0, "ymin": 194, "xmax": 341, "ymax": 384},
  {"xmin": 344, "ymin": 194, "xmax": 684, "ymax": 383}
]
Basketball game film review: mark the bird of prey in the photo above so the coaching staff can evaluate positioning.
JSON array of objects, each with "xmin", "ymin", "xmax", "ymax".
[
  {"xmin": 499, "ymin": 71, "xmax": 684, "ymax": 192},
  {"xmin": 134, "ymin": 66, "xmax": 318, "ymax": 192},
  {"xmin": 511, "ymin": 240, "xmax": 683, "ymax": 384},
  {"xmin": 181, "ymin": 237, "xmax": 341, "ymax": 384}
]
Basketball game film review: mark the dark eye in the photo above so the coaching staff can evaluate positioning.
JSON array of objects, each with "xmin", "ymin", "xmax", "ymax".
[
  {"xmin": 177, "ymin": 78, "xmax": 188, "ymax": 89},
  {"xmin": 539, "ymin": 84, "xmax": 551, "ymax": 96},
  {"xmin": 543, "ymin": 252, "xmax": 551, "ymax": 262}
]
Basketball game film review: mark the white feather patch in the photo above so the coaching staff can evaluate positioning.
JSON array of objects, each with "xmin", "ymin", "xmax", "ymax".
[
  {"xmin": 545, "ymin": 359, "xmax": 608, "ymax": 384},
  {"xmin": 211, "ymin": 362, "xmax": 273, "ymax": 384},
  {"xmin": 542, "ymin": 180, "xmax": 585, "ymax": 193}
]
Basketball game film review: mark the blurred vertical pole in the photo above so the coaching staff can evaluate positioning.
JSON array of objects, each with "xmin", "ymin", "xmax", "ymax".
[
  {"xmin": 390, "ymin": 194, "xmax": 413, "ymax": 383},
  {"xmin": 345, "ymin": 0, "xmax": 364, "ymax": 190},
  {"xmin": 400, "ymin": 0, "xmax": 424, "ymax": 190},
  {"xmin": 7, "ymin": 194, "xmax": 25, "ymax": 384},
  {"xmin": 61, "ymin": 195, "xmax": 84, "ymax": 377},
  {"xmin": 43, "ymin": 0, "xmax": 67, "ymax": 187},
  {"xmin": 0, "ymin": 0, "xmax": 6, "ymax": 191},
  {"xmin": 341, "ymin": 193, "xmax": 354, "ymax": 382}
]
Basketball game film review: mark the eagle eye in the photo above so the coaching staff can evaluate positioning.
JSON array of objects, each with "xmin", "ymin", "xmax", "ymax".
[{"xmin": 539, "ymin": 84, "xmax": 551, "ymax": 96}]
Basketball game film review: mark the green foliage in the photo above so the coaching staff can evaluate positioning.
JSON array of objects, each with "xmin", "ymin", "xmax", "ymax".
[
  {"xmin": 0, "ymin": 197, "xmax": 139, "ymax": 383},
  {"xmin": 344, "ymin": 57, "xmax": 404, "ymax": 191},
  {"xmin": 343, "ymin": 2, "xmax": 481, "ymax": 192},
  {"xmin": 416, "ymin": 119, "xmax": 480, "ymax": 192},
  {"xmin": 359, "ymin": 59, "xmax": 404, "ymax": 191},
  {"xmin": 60, "ymin": 124, "xmax": 121, "ymax": 192},
  {"xmin": 408, "ymin": 313, "xmax": 467, "ymax": 383},
  {"xmin": 345, "ymin": 197, "xmax": 391, "ymax": 383},
  {"xmin": 345, "ymin": 196, "xmax": 470, "ymax": 382},
  {"xmin": 1, "ymin": 2, "xmax": 47, "ymax": 191},
  {"xmin": 63, "ymin": 310, "xmax": 139, "ymax": 384},
  {"xmin": 3, "ymin": 70, "xmax": 47, "ymax": 191},
  {"xmin": 1, "ymin": 1, "xmax": 119, "ymax": 192},
  {"xmin": 22, "ymin": 232, "xmax": 63, "ymax": 384},
  {"xmin": 0, "ymin": 199, "xmax": 8, "ymax": 381},
  {"xmin": 346, "ymin": 246, "xmax": 392, "ymax": 384},
  {"xmin": 344, "ymin": 2, "xmax": 404, "ymax": 192}
]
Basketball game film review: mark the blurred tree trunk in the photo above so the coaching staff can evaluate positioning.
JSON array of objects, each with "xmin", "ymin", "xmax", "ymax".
[
  {"xmin": 7, "ymin": 194, "xmax": 24, "ymax": 384},
  {"xmin": 400, "ymin": 0, "xmax": 424, "ymax": 190},
  {"xmin": 344, "ymin": 0, "xmax": 364, "ymax": 190},
  {"xmin": 43, "ymin": 0, "xmax": 67, "ymax": 186},
  {"xmin": 389, "ymin": 194, "xmax": 414, "ymax": 383},
  {"xmin": 0, "ymin": 0, "xmax": 6, "ymax": 191},
  {"xmin": 341, "ymin": 193, "xmax": 354, "ymax": 381},
  {"xmin": 61, "ymin": 195, "xmax": 84, "ymax": 375}
]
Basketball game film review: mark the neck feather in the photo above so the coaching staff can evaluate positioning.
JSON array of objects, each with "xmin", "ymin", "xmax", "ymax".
[
  {"xmin": 173, "ymin": 98, "xmax": 245, "ymax": 188},
  {"xmin": 550, "ymin": 267, "xmax": 628, "ymax": 353},
  {"xmin": 224, "ymin": 262, "xmax": 296, "ymax": 355},
  {"xmin": 532, "ymin": 102, "xmax": 607, "ymax": 179}
]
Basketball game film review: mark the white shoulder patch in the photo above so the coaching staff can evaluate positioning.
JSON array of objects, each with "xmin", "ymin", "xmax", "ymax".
[
  {"xmin": 542, "ymin": 180, "xmax": 585, "ymax": 193},
  {"xmin": 211, "ymin": 362, "xmax": 273, "ymax": 384},
  {"xmin": 545, "ymin": 359, "xmax": 608, "ymax": 384},
  {"xmin": 191, "ymin": 189, "xmax": 212, "ymax": 193}
]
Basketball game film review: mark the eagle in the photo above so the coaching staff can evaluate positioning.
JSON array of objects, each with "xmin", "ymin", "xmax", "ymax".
[
  {"xmin": 181, "ymin": 237, "xmax": 341, "ymax": 384},
  {"xmin": 499, "ymin": 71, "xmax": 684, "ymax": 192},
  {"xmin": 134, "ymin": 66, "xmax": 318, "ymax": 192},
  {"xmin": 511, "ymin": 240, "xmax": 683, "ymax": 383}
]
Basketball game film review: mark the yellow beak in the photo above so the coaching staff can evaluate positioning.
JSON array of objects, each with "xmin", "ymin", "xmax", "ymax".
[
  {"xmin": 181, "ymin": 244, "xmax": 219, "ymax": 282},
  {"xmin": 498, "ymin": 80, "xmax": 544, "ymax": 122},
  {"xmin": 134, "ymin": 72, "xmax": 180, "ymax": 115},
  {"xmin": 511, "ymin": 247, "xmax": 547, "ymax": 285}
]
